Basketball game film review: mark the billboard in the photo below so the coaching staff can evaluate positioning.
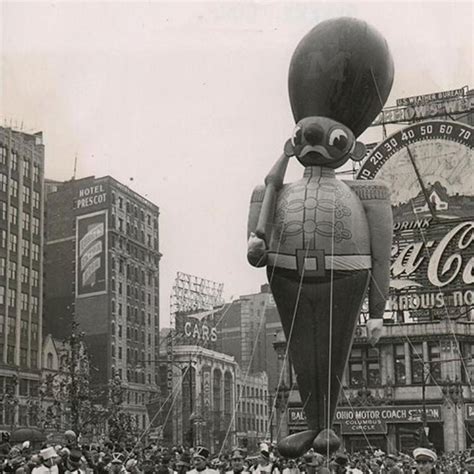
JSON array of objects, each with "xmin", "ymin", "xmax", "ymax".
[
  {"xmin": 76, "ymin": 211, "xmax": 108, "ymax": 297},
  {"xmin": 357, "ymin": 121, "xmax": 473, "ymax": 315},
  {"xmin": 371, "ymin": 88, "xmax": 472, "ymax": 126},
  {"xmin": 175, "ymin": 308, "xmax": 220, "ymax": 348}
]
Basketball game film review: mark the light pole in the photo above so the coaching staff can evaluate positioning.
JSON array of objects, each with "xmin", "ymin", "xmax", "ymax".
[{"xmin": 420, "ymin": 357, "xmax": 468, "ymax": 448}]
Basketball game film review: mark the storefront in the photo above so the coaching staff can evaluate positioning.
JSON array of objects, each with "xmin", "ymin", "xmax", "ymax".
[{"xmin": 288, "ymin": 405, "xmax": 444, "ymax": 454}]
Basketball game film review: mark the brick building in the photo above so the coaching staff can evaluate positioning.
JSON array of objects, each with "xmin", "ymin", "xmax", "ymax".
[
  {"xmin": 45, "ymin": 176, "xmax": 161, "ymax": 429},
  {"xmin": 216, "ymin": 284, "xmax": 282, "ymax": 393}
]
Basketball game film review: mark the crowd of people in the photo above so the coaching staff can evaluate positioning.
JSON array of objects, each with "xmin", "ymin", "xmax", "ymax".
[{"xmin": 0, "ymin": 431, "xmax": 473, "ymax": 474}]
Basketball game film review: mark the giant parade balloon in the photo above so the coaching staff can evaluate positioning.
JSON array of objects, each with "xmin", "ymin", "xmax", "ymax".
[
  {"xmin": 247, "ymin": 17, "xmax": 394, "ymax": 458},
  {"xmin": 288, "ymin": 17, "xmax": 394, "ymax": 138}
]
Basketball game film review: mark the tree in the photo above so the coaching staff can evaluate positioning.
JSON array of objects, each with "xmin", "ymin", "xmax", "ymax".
[{"xmin": 106, "ymin": 375, "xmax": 138, "ymax": 444}]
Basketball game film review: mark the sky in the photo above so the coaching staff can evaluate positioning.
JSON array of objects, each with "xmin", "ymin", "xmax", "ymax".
[{"xmin": 0, "ymin": 0, "xmax": 472, "ymax": 327}]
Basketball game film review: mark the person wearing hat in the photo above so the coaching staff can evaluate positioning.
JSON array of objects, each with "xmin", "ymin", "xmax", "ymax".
[
  {"xmin": 281, "ymin": 458, "xmax": 300, "ymax": 474},
  {"xmin": 108, "ymin": 453, "xmax": 127, "ymax": 474},
  {"xmin": 176, "ymin": 451, "xmax": 191, "ymax": 474},
  {"xmin": 329, "ymin": 453, "xmax": 348, "ymax": 474},
  {"xmin": 64, "ymin": 449, "xmax": 86, "ymax": 474},
  {"xmin": 225, "ymin": 449, "xmax": 249, "ymax": 474},
  {"xmin": 302, "ymin": 450, "xmax": 326, "ymax": 474},
  {"xmin": 32, "ymin": 447, "xmax": 59, "ymax": 474},
  {"xmin": 187, "ymin": 447, "xmax": 218, "ymax": 474},
  {"xmin": 381, "ymin": 454, "xmax": 402, "ymax": 474},
  {"xmin": 254, "ymin": 444, "xmax": 279, "ymax": 474},
  {"xmin": 64, "ymin": 432, "xmax": 79, "ymax": 450},
  {"xmin": 412, "ymin": 448, "xmax": 437, "ymax": 474}
]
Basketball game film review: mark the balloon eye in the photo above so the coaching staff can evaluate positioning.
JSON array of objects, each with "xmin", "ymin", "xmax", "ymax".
[
  {"xmin": 291, "ymin": 126, "xmax": 303, "ymax": 147},
  {"xmin": 328, "ymin": 129, "xmax": 349, "ymax": 150}
]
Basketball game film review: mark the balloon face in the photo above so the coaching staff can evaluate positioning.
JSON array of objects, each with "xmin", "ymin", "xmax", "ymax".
[
  {"xmin": 288, "ymin": 17, "xmax": 394, "ymax": 137},
  {"xmin": 288, "ymin": 116, "xmax": 357, "ymax": 168}
]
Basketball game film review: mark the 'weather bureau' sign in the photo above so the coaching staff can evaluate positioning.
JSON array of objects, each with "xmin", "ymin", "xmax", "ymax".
[
  {"xmin": 371, "ymin": 93, "xmax": 473, "ymax": 126},
  {"xmin": 76, "ymin": 211, "xmax": 108, "ymax": 297},
  {"xmin": 288, "ymin": 406, "xmax": 442, "ymax": 435}
]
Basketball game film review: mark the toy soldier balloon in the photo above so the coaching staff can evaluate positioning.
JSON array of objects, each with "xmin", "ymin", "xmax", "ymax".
[{"xmin": 247, "ymin": 17, "xmax": 394, "ymax": 458}]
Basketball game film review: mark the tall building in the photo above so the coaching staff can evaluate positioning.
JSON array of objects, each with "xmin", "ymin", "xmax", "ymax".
[
  {"xmin": 45, "ymin": 176, "xmax": 161, "ymax": 429},
  {"xmin": 0, "ymin": 127, "xmax": 44, "ymax": 429},
  {"xmin": 216, "ymin": 284, "xmax": 282, "ymax": 393}
]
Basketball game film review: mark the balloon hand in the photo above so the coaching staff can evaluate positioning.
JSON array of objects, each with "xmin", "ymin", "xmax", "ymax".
[
  {"xmin": 366, "ymin": 319, "xmax": 383, "ymax": 346},
  {"xmin": 247, "ymin": 232, "xmax": 268, "ymax": 267}
]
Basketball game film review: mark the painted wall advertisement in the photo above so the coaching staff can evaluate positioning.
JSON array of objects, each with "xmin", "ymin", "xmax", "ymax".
[
  {"xmin": 76, "ymin": 211, "xmax": 108, "ymax": 297},
  {"xmin": 289, "ymin": 406, "xmax": 442, "ymax": 435}
]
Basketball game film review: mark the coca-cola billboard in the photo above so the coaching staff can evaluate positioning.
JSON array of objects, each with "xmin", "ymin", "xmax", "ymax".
[
  {"xmin": 390, "ymin": 219, "xmax": 473, "ymax": 311},
  {"xmin": 357, "ymin": 120, "xmax": 473, "ymax": 316}
]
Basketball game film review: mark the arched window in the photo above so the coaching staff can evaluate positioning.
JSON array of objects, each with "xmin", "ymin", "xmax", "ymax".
[
  {"xmin": 224, "ymin": 371, "xmax": 233, "ymax": 415},
  {"xmin": 46, "ymin": 352, "xmax": 53, "ymax": 369},
  {"xmin": 213, "ymin": 369, "xmax": 222, "ymax": 413}
]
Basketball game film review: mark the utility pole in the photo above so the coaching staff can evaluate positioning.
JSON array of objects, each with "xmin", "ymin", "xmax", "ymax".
[{"xmin": 70, "ymin": 320, "xmax": 80, "ymax": 434}]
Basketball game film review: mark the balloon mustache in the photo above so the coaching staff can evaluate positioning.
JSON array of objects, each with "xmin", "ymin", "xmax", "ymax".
[{"xmin": 299, "ymin": 145, "xmax": 334, "ymax": 160}]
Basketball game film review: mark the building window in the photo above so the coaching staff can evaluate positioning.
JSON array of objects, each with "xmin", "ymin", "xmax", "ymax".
[
  {"xmin": 348, "ymin": 347, "xmax": 381, "ymax": 387},
  {"xmin": 31, "ymin": 350, "xmax": 38, "ymax": 368},
  {"xmin": 10, "ymin": 205, "xmax": 18, "ymax": 225},
  {"xmin": 23, "ymin": 159, "xmax": 30, "ymax": 179},
  {"xmin": 0, "ymin": 286, "xmax": 5, "ymax": 304},
  {"xmin": 0, "ymin": 201, "xmax": 6, "ymax": 220},
  {"xmin": 0, "ymin": 146, "xmax": 6, "ymax": 165},
  {"xmin": 8, "ymin": 289, "xmax": 16, "ymax": 307},
  {"xmin": 11, "ymin": 152, "xmax": 18, "ymax": 171},
  {"xmin": 0, "ymin": 230, "xmax": 6, "ymax": 248},
  {"xmin": 21, "ymin": 266, "xmax": 29, "ymax": 285},
  {"xmin": 32, "ymin": 269, "xmax": 38, "ymax": 287},
  {"xmin": 46, "ymin": 352, "xmax": 53, "ymax": 369},
  {"xmin": 23, "ymin": 186, "xmax": 30, "ymax": 205},
  {"xmin": 394, "ymin": 344, "xmax": 407, "ymax": 385},
  {"xmin": 410, "ymin": 343, "xmax": 424, "ymax": 384},
  {"xmin": 8, "ymin": 261, "xmax": 16, "ymax": 280},
  {"xmin": 33, "ymin": 163, "xmax": 40, "ymax": 182},
  {"xmin": 31, "ymin": 323, "xmax": 38, "ymax": 341},
  {"xmin": 22, "ymin": 212, "xmax": 30, "ymax": 232},
  {"xmin": 10, "ymin": 179, "xmax": 18, "ymax": 198},
  {"xmin": 33, "ymin": 191, "xmax": 40, "ymax": 209},
  {"xmin": 22, "ymin": 239, "xmax": 30, "ymax": 258},
  {"xmin": 32, "ymin": 216, "xmax": 39, "ymax": 235},
  {"xmin": 32, "ymin": 243, "xmax": 39, "ymax": 261},
  {"xmin": 0, "ymin": 258, "xmax": 5, "ymax": 277},
  {"xmin": 428, "ymin": 342, "xmax": 441, "ymax": 383},
  {"xmin": 9, "ymin": 233, "xmax": 17, "ymax": 253},
  {"xmin": 0, "ymin": 174, "xmax": 7, "ymax": 192},
  {"xmin": 31, "ymin": 295, "xmax": 38, "ymax": 314},
  {"xmin": 348, "ymin": 348, "xmax": 364, "ymax": 386},
  {"xmin": 21, "ymin": 293, "xmax": 28, "ymax": 311},
  {"xmin": 366, "ymin": 348, "xmax": 381, "ymax": 386},
  {"xmin": 7, "ymin": 345, "xmax": 15, "ymax": 364}
]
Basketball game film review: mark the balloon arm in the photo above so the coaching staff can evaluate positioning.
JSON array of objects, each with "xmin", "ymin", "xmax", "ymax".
[
  {"xmin": 255, "ymin": 153, "xmax": 290, "ymax": 240},
  {"xmin": 347, "ymin": 180, "xmax": 393, "ymax": 321}
]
